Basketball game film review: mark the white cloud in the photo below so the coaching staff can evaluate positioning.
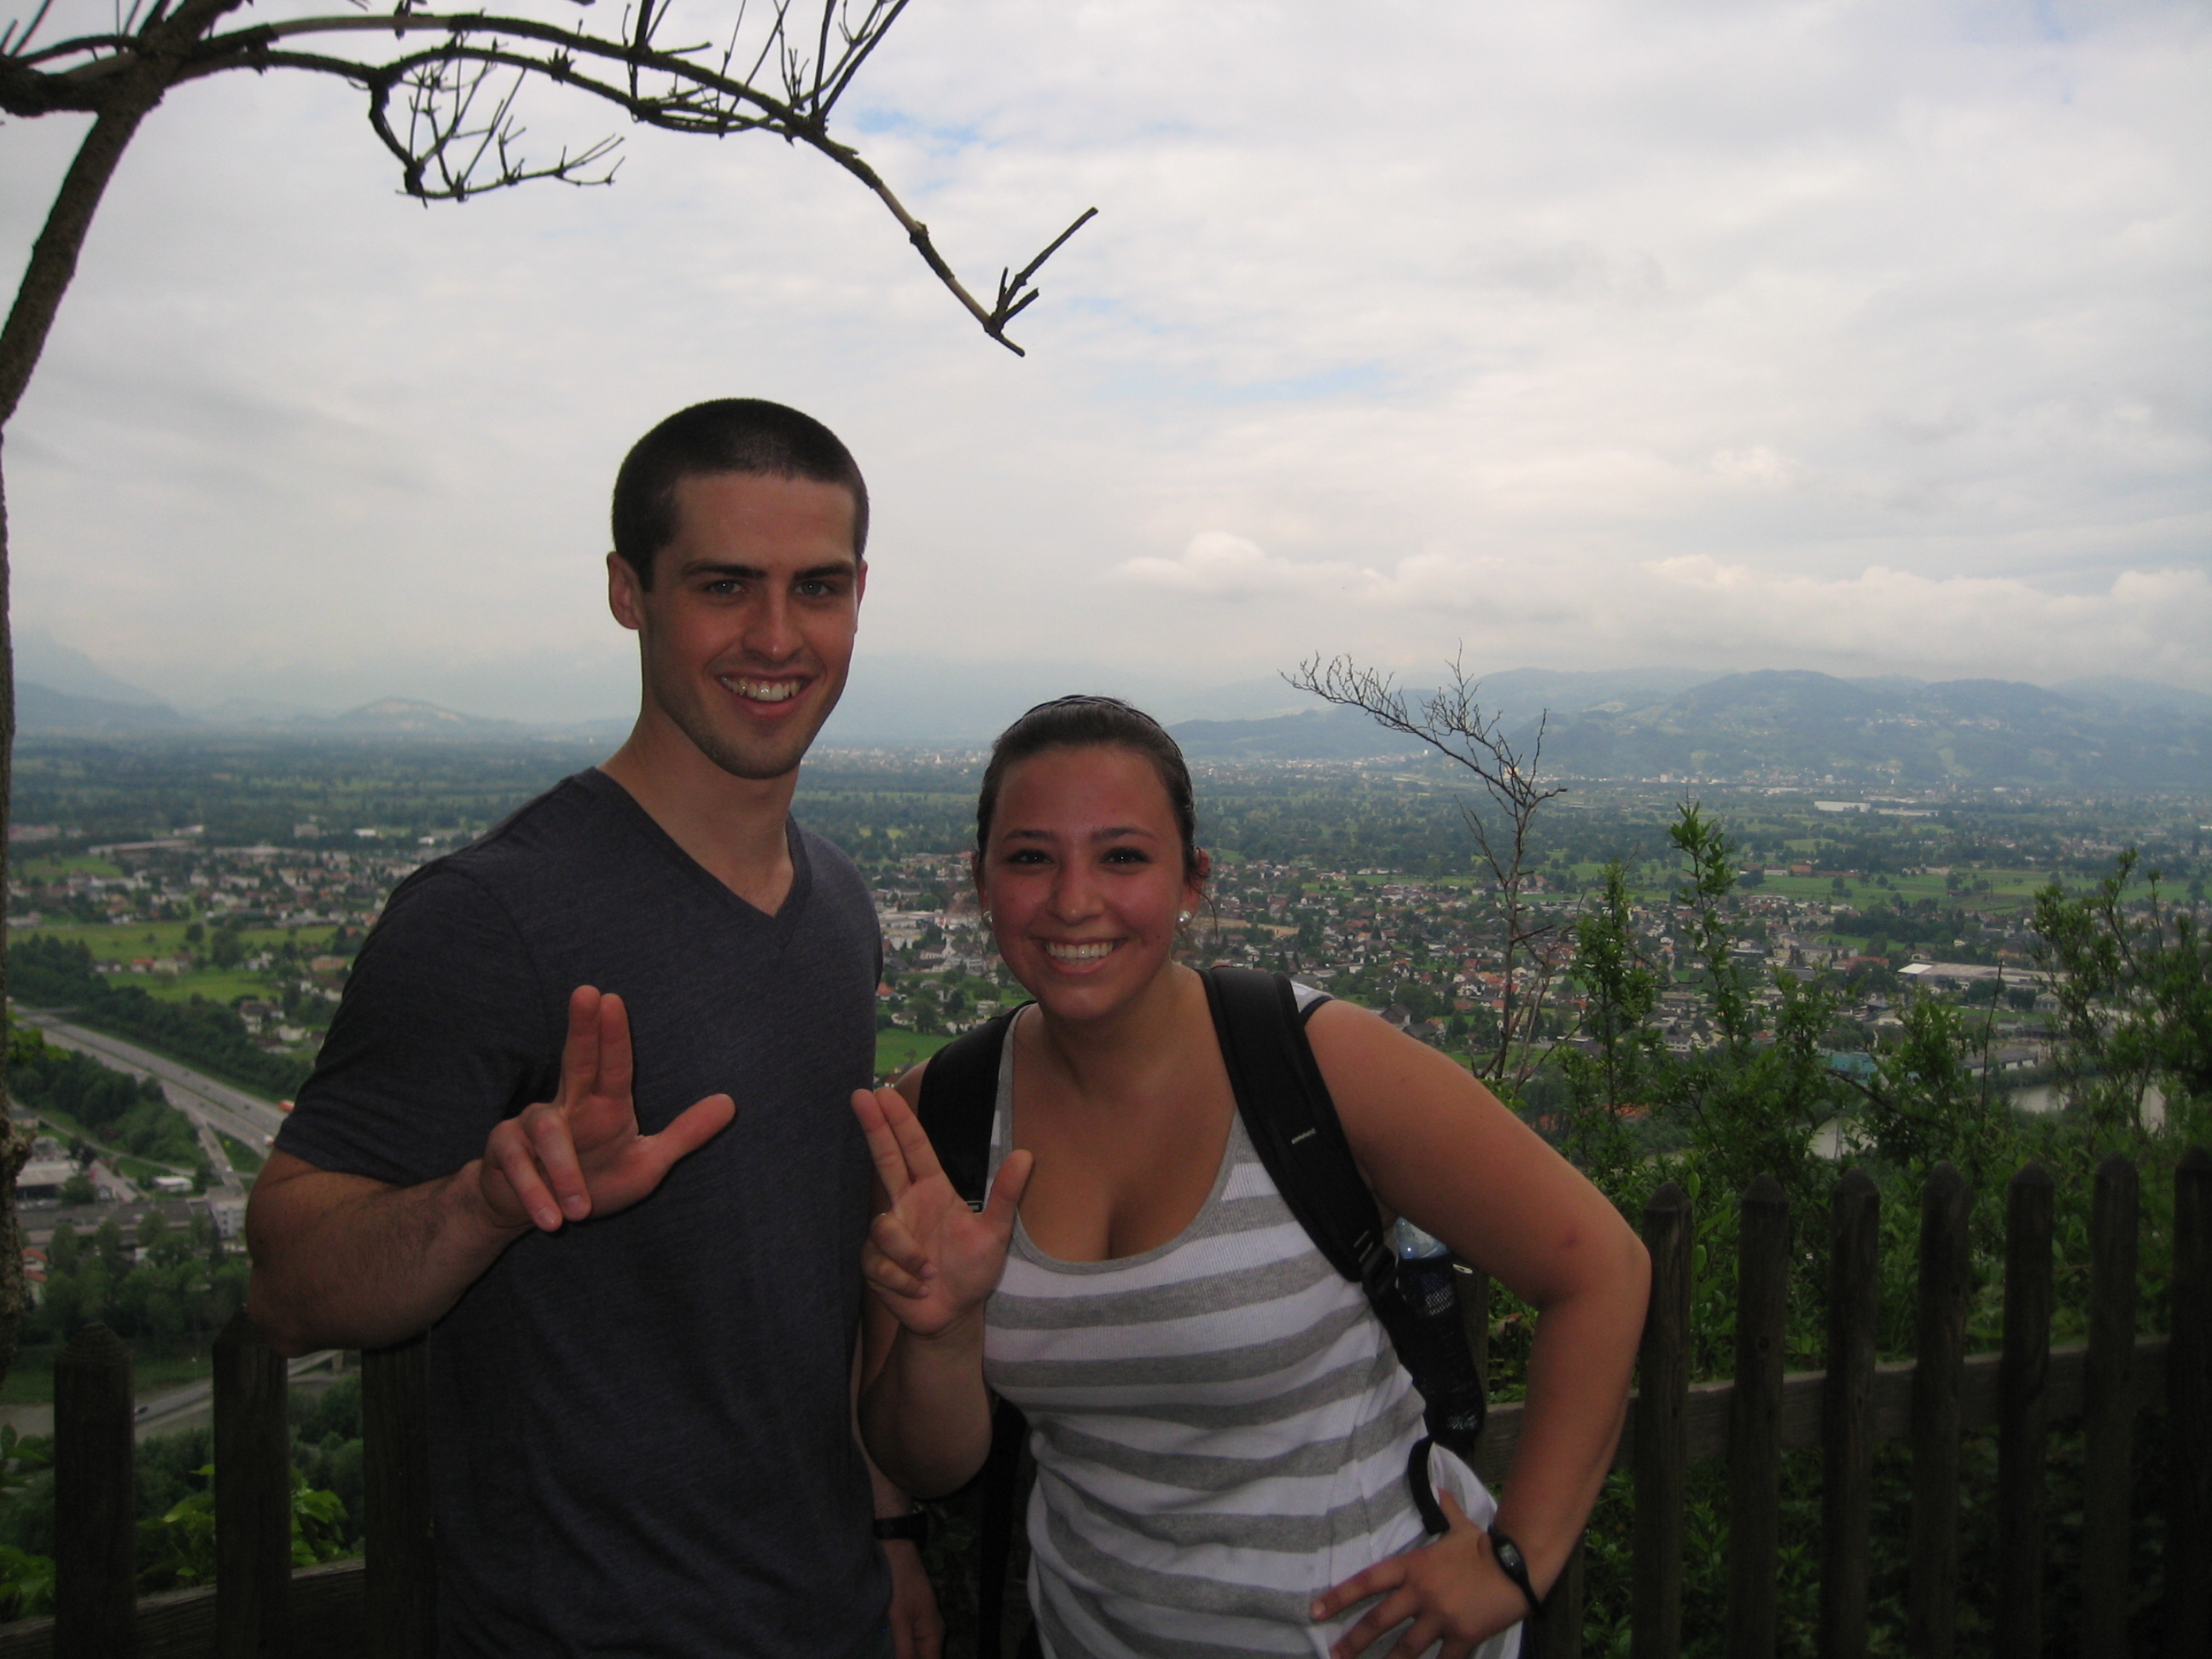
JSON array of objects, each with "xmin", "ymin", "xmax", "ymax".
[
  {"xmin": 1, "ymin": 0, "xmax": 2205, "ymax": 714},
  {"xmin": 1109, "ymin": 533, "xmax": 1365, "ymax": 598}
]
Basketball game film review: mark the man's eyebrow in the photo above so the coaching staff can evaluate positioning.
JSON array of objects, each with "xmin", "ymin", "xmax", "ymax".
[{"xmin": 675, "ymin": 559, "xmax": 858, "ymax": 581}]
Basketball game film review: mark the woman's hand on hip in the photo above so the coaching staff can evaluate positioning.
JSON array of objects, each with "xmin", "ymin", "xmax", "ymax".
[
  {"xmin": 851, "ymin": 1086, "xmax": 1033, "ymax": 1340},
  {"xmin": 1313, "ymin": 1490, "xmax": 1527, "ymax": 1659}
]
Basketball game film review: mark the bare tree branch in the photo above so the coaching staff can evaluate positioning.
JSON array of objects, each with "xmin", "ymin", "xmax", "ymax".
[
  {"xmin": 3, "ymin": 0, "xmax": 1093, "ymax": 352},
  {"xmin": 1286, "ymin": 650, "xmax": 1568, "ymax": 1090}
]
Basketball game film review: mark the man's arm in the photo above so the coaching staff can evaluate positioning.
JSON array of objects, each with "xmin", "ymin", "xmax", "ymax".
[
  {"xmin": 247, "ymin": 986, "xmax": 736, "ymax": 1355},
  {"xmin": 246, "ymin": 1153, "xmax": 527, "ymax": 1354}
]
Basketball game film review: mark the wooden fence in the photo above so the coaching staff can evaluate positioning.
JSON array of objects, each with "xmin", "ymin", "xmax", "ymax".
[{"xmin": 3, "ymin": 1146, "xmax": 2208, "ymax": 1657}]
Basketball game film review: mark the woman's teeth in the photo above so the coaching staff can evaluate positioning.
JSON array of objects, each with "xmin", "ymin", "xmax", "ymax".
[{"xmin": 1043, "ymin": 940, "xmax": 1115, "ymax": 961}]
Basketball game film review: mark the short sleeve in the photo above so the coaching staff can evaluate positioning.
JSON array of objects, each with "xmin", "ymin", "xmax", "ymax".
[{"xmin": 274, "ymin": 866, "xmax": 561, "ymax": 1189}]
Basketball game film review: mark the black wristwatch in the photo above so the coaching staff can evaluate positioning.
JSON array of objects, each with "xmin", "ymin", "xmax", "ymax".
[
  {"xmin": 1487, "ymin": 1526, "xmax": 1542, "ymax": 1616},
  {"xmin": 872, "ymin": 1510, "xmax": 928, "ymax": 1546}
]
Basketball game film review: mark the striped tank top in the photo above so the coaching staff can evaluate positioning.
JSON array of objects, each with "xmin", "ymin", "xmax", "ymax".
[{"xmin": 980, "ymin": 1003, "xmax": 1522, "ymax": 1659}]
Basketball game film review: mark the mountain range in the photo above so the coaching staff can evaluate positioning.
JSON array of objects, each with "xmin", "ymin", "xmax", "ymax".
[
  {"xmin": 1167, "ymin": 669, "xmax": 2212, "ymax": 789},
  {"xmin": 13, "ymin": 655, "xmax": 2212, "ymax": 790}
]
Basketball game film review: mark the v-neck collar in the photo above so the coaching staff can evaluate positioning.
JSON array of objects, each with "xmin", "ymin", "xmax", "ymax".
[{"xmin": 580, "ymin": 768, "xmax": 814, "ymax": 945}]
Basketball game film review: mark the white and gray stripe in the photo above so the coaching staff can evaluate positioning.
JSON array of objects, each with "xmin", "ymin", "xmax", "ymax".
[{"xmin": 980, "ymin": 1004, "xmax": 1520, "ymax": 1659}]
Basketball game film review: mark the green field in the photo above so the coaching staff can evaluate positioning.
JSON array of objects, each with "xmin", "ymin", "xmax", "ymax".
[
  {"xmin": 1, "ymin": 1346, "xmax": 214, "ymax": 1406},
  {"xmin": 12, "ymin": 854, "xmax": 125, "ymax": 882},
  {"xmin": 874, "ymin": 1028, "xmax": 952, "ymax": 1082},
  {"xmin": 10, "ymin": 919, "xmax": 332, "ymax": 1006}
]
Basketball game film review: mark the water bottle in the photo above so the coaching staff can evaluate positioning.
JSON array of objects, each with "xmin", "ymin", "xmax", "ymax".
[{"xmin": 1390, "ymin": 1218, "xmax": 1487, "ymax": 1454}]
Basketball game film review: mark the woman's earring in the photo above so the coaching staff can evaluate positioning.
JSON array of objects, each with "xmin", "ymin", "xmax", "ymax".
[{"xmin": 1177, "ymin": 909, "xmax": 1194, "ymax": 925}]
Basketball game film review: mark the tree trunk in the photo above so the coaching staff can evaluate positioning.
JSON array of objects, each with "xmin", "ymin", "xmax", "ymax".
[{"xmin": 0, "ymin": 90, "xmax": 173, "ymax": 1388}]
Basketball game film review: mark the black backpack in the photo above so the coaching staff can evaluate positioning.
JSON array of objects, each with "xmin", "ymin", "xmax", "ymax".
[{"xmin": 914, "ymin": 964, "xmax": 1487, "ymax": 1653}]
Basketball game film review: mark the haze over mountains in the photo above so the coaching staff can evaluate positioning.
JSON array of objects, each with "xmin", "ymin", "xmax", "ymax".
[{"xmin": 15, "ymin": 630, "xmax": 2212, "ymax": 790}]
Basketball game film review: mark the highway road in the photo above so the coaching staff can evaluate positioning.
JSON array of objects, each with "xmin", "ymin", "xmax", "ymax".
[
  {"xmin": 15, "ymin": 1010, "xmax": 291, "ymax": 1195},
  {"xmin": 131, "ymin": 1349, "xmax": 348, "ymax": 1438}
]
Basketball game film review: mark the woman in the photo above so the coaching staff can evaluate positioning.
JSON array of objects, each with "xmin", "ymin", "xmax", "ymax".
[{"xmin": 854, "ymin": 696, "xmax": 1648, "ymax": 1659}]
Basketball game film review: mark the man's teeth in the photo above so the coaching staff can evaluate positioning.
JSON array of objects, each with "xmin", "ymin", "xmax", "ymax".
[
  {"xmin": 1044, "ymin": 940, "xmax": 1116, "ymax": 962},
  {"xmin": 722, "ymin": 677, "xmax": 800, "ymax": 703}
]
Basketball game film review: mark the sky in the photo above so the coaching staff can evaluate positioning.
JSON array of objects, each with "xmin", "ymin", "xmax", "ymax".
[{"xmin": 2, "ymin": 0, "xmax": 2207, "ymax": 732}]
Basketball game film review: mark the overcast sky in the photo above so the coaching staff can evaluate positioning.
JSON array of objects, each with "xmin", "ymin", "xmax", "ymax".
[{"xmin": 3, "ymin": 0, "xmax": 2206, "ymax": 727}]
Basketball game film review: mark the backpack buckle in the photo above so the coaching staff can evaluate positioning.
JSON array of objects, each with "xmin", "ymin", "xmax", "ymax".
[{"xmin": 1355, "ymin": 1233, "xmax": 1395, "ymax": 1301}]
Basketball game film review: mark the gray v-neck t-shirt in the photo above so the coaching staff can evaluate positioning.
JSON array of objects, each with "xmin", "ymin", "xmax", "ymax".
[{"xmin": 278, "ymin": 769, "xmax": 887, "ymax": 1657}]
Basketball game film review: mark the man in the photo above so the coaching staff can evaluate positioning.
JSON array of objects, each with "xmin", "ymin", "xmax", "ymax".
[{"xmin": 247, "ymin": 399, "xmax": 939, "ymax": 1658}]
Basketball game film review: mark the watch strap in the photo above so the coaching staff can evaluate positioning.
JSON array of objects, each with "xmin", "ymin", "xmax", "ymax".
[
  {"xmin": 1487, "ymin": 1526, "xmax": 1542, "ymax": 1616},
  {"xmin": 872, "ymin": 1511, "xmax": 928, "ymax": 1545}
]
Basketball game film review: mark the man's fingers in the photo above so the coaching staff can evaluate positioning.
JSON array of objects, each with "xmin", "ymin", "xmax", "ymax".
[
  {"xmin": 981, "ymin": 1149, "xmax": 1033, "ymax": 1234},
  {"xmin": 592, "ymin": 991, "xmax": 634, "ymax": 1103},
  {"xmin": 1437, "ymin": 1489, "xmax": 1471, "ymax": 1532},
  {"xmin": 556, "ymin": 985, "xmax": 602, "ymax": 1103},
  {"xmin": 484, "ymin": 1120, "xmax": 564, "ymax": 1232},
  {"xmin": 523, "ymin": 1103, "xmax": 594, "ymax": 1221},
  {"xmin": 652, "ymin": 1092, "xmax": 737, "ymax": 1161},
  {"xmin": 851, "ymin": 1089, "xmax": 916, "ymax": 1202}
]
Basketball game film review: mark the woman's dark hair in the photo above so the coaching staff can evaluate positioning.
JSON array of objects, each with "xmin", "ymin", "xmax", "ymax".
[
  {"xmin": 975, "ymin": 696, "xmax": 1202, "ymax": 879},
  {"xmin": 611, "ymin": 398, "xmax": 869, "ymax": 588}
]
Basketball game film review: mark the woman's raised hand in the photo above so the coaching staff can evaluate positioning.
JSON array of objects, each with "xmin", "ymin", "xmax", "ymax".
[{"xmin": 851, "ymin": 1086, "xmax": 1033, "ymax": 1339}]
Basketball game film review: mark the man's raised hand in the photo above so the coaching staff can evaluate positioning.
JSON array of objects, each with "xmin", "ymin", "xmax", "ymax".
[
  {"xmin": 479, "ymin": 986, "xmax": 736, "ymax": 1232},
  {"xmin": 851, "ymin": 1085, "xmax": 1032, "ymax": 1338}
]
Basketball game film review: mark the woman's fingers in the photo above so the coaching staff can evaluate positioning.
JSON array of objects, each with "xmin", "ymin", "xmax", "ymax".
[
  {"xmin": 862, "ymin": 1239, "xmax": 929, "ymax": 1301},
  {"xmin": 981, "ymin": 1149, "xmax": 1033, "ymax": 1233},
  {"xmin": 1330, "ymin": 1585, "xmax": 1418, "ymax": 1659},
  {"xmin": 851, "ymin": 1089, "xmax": 918, "ymax": 1202},
  {"xmin": 876, "ymin": 1086, "xmax": 952, "ymax": 1185},
  {"xmin": 1384, "ymin": 1612, "xmax": 1446, "ymax": 1659},
  {"xmin": 1313, "ymin": 1557, "xmax": 1402, "ymax": 1623}
]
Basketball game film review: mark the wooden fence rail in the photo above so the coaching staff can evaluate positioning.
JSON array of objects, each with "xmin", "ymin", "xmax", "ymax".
[{"xmin": 2, "ymin": 1149, "xmax": 2207, "ymax": 1658}]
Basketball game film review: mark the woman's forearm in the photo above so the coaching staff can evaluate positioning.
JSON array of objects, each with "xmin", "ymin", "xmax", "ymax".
[
  {"xmin": 1487, "ymin": 1229, "xmax": 1650, "ymax": 1595},
  {"xmin": 860, "ymin": 1314, "xmax": 998, "ymax": 1499}
]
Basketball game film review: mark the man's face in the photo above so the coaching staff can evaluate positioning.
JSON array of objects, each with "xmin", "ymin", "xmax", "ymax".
[{"xmin": 608, "ymin": 470, "xmax": 865, "ymax": 783}]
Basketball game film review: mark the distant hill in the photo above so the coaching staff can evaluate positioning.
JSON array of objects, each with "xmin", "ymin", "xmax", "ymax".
[
  {"xmin": 1171, "ymin": 706, "xmax": 1431, "ymax": 761},
  {"xmin": 14, "ymin": 656, "xmax": 2212, "ymax": 789},
  {"xmin": 16, "ymin": 683, "xmax": 195, "ymax": 734},
  {"xmin": 1172, "ymin": 669, "xmax": 2212, "ymax": 789},
  {"xmin": 15, "ymin": 685, "xmax": 541, "ymax": 743}
]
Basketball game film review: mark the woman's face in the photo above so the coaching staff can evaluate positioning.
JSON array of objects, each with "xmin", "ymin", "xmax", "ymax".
[{"xmin": 975, "ymin": 743, "xmax": 1206, "ymax": 1019}]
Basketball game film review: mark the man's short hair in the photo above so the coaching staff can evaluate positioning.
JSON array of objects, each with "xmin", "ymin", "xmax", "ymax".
[{"xmin": 611, "ymin": 399, "xmax": 870, "ymax": 588}]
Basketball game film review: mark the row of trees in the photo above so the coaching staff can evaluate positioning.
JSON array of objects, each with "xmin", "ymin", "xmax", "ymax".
[
  {"xmin": 27, "ymin": 1208, "xmax": 246, "ymax": 1356},
  {"xmin": 9, "ymin": 934, "xmax": 315, "ymax": 1099},
  {"xmin": 6, "ymin": 1027, "xmax": 206, "ymax": 1179}
]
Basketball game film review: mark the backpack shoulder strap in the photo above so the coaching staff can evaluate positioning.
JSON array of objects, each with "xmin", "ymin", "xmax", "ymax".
[
  {"xmin": 1199, "ymin": 965, "xmax": 1394, "ymax": 1301},
  {"xmin": 913, "ymin": 1006, "xmax": 1024, "ymax": 1208}
]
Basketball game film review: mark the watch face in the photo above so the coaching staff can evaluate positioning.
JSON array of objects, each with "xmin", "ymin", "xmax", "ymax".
[{"xmin": 1496, "ymin": 1539, "xmax": 1524, "ymax": 1572}]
